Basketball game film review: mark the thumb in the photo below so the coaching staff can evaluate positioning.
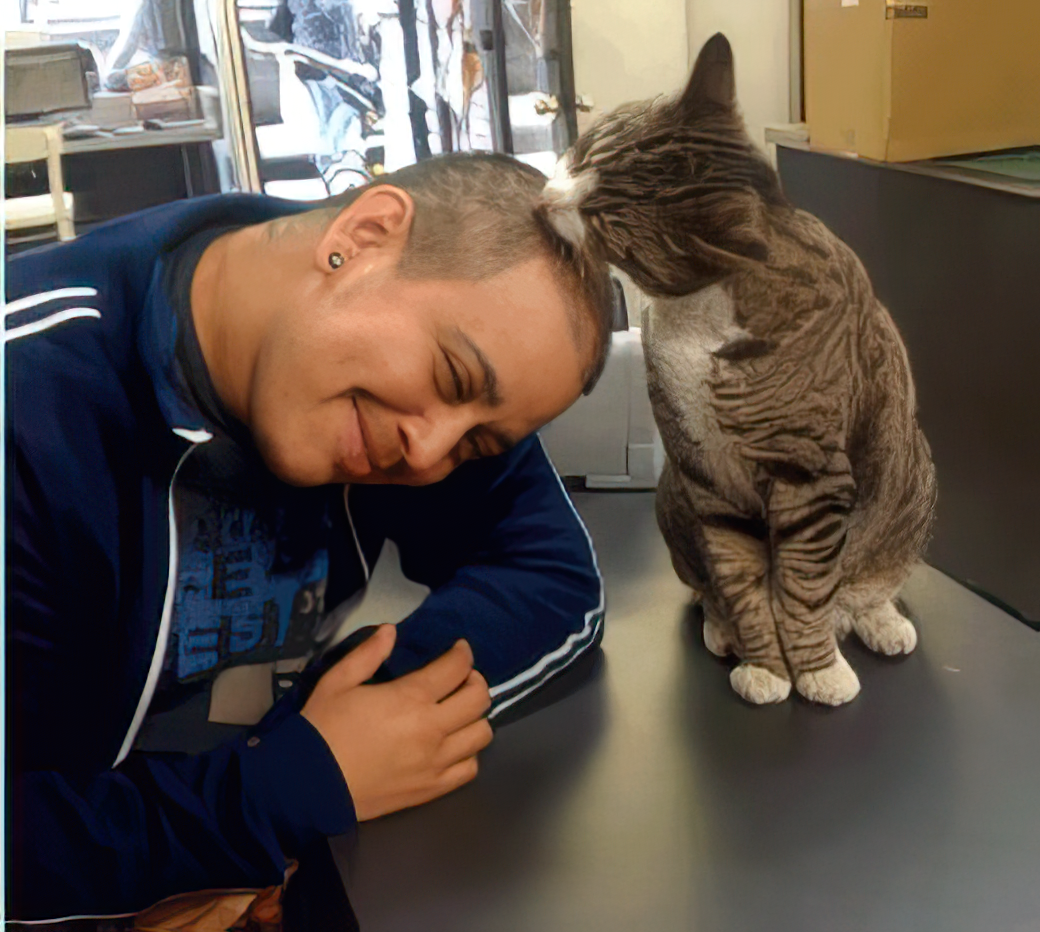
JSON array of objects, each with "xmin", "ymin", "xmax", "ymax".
[{"xmin": 326, "ymin": 624, "xmax": 397, "ymax": 691}]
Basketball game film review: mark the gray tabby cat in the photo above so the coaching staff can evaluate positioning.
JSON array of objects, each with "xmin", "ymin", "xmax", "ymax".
[{"xmin": 539, "ymin": 34, "xmax": 937, "ymax": 705}]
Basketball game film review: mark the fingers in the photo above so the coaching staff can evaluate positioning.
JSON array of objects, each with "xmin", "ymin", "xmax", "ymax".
[
  {"xmin": 437, "ymin": 756, "xmax": 480, "ymax": 796},
  {"xmin": 435, "ymin": 669, "xmax": 491, "ymax": 731},
  {"xmin": 321, "ymin": 624, "xmax": 397, "ymax": 692},
  {"xmin": 398, "ymin": 756, "xmax": 481, "ymax": 814},
  {"xmin": 405, "ymin": 639, "xmax": 475, "ymax": 702},
  {"xmin": 437, "ymin": 717, "xmax": 493, "ymax": 770}
]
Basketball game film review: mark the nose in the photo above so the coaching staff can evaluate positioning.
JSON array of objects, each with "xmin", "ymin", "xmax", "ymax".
[{"xmin": 397, "ymin": 405, "xmax": 480, "ymax": 478}]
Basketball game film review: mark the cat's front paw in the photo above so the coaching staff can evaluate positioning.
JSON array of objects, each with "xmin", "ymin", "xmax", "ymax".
[
  {"xmin": 853, "ymin": 601, "xmax": 917, "ymax": 656},
  {"xmin": 730, "ymin": 663, "xmax": 791, "ymax": 704},
  {"xmin": 795, "ymin": 652, "xmax": 860, "ymax": 706}
]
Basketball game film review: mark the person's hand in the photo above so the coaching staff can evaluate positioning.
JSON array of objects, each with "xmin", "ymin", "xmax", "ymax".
[{"xmin": 301, "ymin": 625, "xmax": 493, "ymax": 821}]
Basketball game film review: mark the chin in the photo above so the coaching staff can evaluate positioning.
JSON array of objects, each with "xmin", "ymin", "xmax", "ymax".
[
  {"xmin": 253, "ymin": 436, "xmax": 328, "ymax": 487},
  {"xmin": 341, "ymin": 472, "xmax": 382, "ymax": 485},
  {"xmin": 269, "ymin": 462, "xmax": 326, "ymax": 488},
  {"xmin": 341, "ymin": 467, "xmax": 446, "ymax": 487}
]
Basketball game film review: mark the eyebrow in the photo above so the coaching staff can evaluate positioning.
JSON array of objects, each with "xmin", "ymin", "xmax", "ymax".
[{"xmin": 454, "ymin": 327, "xmax": 502, "ymax": 407}]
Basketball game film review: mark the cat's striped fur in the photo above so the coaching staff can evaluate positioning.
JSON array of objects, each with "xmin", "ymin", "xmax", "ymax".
[{"xmin": 540, "ymin": 34, "xmax": 937, "ymax": 704}]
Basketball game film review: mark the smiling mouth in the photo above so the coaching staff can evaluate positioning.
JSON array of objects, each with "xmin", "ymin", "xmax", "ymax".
[
  {"xmin": 351, "ymin": 397, "xmax": 416, "ymax": 481},
  {"xmin": 340, "ymin": 396, "xmax": 373, "ymax": 478},
  {"xmin": 353, "ymin": 397, "xmax": 372, "ymax": 466}
]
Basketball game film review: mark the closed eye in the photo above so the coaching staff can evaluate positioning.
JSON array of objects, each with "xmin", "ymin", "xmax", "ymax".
[{"xmin": 444, "ymin": 351, "xmax": 464, "ymax": 403}]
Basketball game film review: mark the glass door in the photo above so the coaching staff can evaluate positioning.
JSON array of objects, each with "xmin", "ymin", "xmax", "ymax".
[
  {"xmin": 471, "ymin": 0, "xmax": 578, "ymax": 176},
  {"xmin": 213, "ymin": 0, "xmax": 577, "ymax": 199},
  {"xmin": 4, "ymin": 0, "xmax": 229, "ymax": 231}
]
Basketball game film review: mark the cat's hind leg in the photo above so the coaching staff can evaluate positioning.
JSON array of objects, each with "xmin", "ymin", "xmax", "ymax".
[
  {"xmin": 839, "ymin": 580, "xmax": 918, "ymax": 656},
  {"xmin": 656, "ymin": 463, "xmax": 733, "ymax": 657},
  {"xmin": 854, "ymin": 601, "xmax": 917, "ymax": 655}
]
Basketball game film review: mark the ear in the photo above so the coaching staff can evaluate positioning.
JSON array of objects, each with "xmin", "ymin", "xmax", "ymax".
[
  {"xmin": 315, "ymin": 185, "xmax": 415, "ymax": 273},
  {"xmin": 679, "ymin": 32, "xmax": 736, "ymax": 118}
]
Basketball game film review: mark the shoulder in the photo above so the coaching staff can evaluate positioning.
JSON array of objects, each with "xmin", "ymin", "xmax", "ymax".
[
  {"xmin": 6, "ymin": 257, "xmax": 136, "ymax": 458},
  {"xmin": 5, "ymin": 207, "xmax": 168, "ymax": 377}
]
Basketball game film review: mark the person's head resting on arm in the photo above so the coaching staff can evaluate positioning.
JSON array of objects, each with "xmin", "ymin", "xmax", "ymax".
[{"xmin": 190, "ymin": 152, "xmax": 615, "ymax": 488}]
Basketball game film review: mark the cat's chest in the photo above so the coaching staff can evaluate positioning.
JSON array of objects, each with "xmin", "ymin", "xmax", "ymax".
[{"xmin": 642, "ymin": 284, "xmax": 750, "ymax": 446}]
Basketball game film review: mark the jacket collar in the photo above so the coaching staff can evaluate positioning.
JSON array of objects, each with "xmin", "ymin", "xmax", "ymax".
[{"xmin": 134, "ymin": 194, "xmax": 310, "ymax": 441}]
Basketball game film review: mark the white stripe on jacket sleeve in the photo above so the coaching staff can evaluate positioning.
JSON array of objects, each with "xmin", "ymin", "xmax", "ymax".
[
  {"xmin": 4, "ymin": 287, "xmax": 99, "ymax": 316},
  {"xmin": 4, "ymin": 308, "xmax": 101, "ymax": 343}
]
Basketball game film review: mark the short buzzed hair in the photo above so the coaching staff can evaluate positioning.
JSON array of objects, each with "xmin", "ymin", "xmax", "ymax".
[{"xmin": 313, "ymin": 153, "xmax": 614, "ymax": 394}]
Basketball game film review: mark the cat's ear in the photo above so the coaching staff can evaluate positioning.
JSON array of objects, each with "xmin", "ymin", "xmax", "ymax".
[{"xmin": 680, "ymin": 33, "xmax": 736, "ymax": 119}]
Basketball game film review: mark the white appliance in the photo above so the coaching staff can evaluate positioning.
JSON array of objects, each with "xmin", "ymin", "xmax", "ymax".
[{"xmin": 539, "ymin": 275, "xmax": 663, "ymax": 489}]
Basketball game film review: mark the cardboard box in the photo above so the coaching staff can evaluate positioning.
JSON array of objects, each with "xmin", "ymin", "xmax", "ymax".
[
  {"xmin": 87, "ymin": 91, "xmax": 136, "ymax": 129},
  {"xmin": 131, "ymin": 84, "xmax": 201, "ymax": 123},
  {"xmin": 804, "ymin": 0, "xmax": 1040, "ymax": 162}
]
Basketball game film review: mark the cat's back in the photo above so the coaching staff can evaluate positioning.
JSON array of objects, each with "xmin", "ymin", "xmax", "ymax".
[
  {"xmin": 740, "ymin": 206, "xmax": 875, "ymax": 334},
  {"xmin": 764, "ymin": 207, "xmax": 935, "ymax": 550},
  {"xmin": 644, "ymin": 204, "xmax": 923, "ymax": 485},
  {"xmin": 765, "ymin": 207, "xmax": 920, "ymax": 415}
]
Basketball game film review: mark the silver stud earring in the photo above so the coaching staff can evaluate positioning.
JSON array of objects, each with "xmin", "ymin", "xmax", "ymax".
[{"xmin": 329, "ymin": 252, "xmax": 345, "ymax": 269}]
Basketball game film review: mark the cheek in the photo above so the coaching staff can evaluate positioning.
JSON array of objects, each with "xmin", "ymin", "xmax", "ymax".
[
  {"xmin": 244, "ymin": 348, "xmax": 340, "ymax": 484},
  {"xmin": 278, "ymin": 286, "xmax": 435, "ymax": 409},
  {"xmin": 507, "ymin": 345, "xmax": 586, "ymax": 423},
  {"xmin": 245, "ymin": 312, "xmax": 438, "ymax": 482},
  {"xmin": 347, "ymin": 319, "xmax": 436, "ymax": 408},
  {"xmin": 257, "ymin": 312, "xmax": 374, "ymax": 408},
  {"xmin": 248, "ymin": 394, "xmax": 340, "ymax": 485}
]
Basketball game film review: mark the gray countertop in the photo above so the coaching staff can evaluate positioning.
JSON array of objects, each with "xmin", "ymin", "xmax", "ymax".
[
  {"xmin": 339, "ymin": 490, "xmax": 1040, "ymax": 932},
  {"xmin": 59, "ymin": 119, "xmax": 222, "ymax": 155},
  {"xmin": 763, "ymin": 126, "xmax": 1040, "ymax": 200}
]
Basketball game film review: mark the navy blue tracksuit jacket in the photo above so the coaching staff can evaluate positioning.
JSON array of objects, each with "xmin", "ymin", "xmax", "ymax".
[{"xmin": 4, "ymin": 195, "xmax": 604, "ymax": 920}]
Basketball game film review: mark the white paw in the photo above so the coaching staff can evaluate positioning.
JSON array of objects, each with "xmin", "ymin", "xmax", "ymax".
[
  {"xmin": 795, "ymin": 652, "xmax": 861, "ymax": 706},
  {"xmin": 854, "ymin": 602, "xmax": 917, "ymax": 656},
  {"xmin": 730, "ymin": 663, "xmax": 792, "ymax": 704},
  {"xmin": 703, "ymin": 614, "xmax": 733, "ymax": 658}
]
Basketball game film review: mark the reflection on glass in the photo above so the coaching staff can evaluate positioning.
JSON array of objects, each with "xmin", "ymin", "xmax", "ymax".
[
  {"xmin": 5, "ymin": 0, "xmax": 207, "ymax": 97},
  {"xmin": 499, "ymin": 0, "xmax": 562, "ymax": 175},
  {"xmin": 236, "ymin": 0, "xmax": 494, "ymax": 199},
  {"xmin": 3, "ymin": 0, "xmax": 575, "ymax": 204}
]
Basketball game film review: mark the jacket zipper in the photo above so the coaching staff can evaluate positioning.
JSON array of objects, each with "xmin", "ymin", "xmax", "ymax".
[{"xmin": 112, "ymin": 438, "xmax": 206, "ymax": 768}]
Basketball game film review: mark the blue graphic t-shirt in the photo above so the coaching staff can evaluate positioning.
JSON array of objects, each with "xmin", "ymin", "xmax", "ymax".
[{"xmin": 171, "ymin": 480, "xmax": 330, "ymax": 682}]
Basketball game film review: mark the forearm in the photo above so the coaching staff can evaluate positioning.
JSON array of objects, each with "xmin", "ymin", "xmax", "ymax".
[
  {"xmin": 385, "ymin": 562, "xmax": 603, "ymax": 719},
  {"xmin": 366, "ymin": 437, "xmax": 605, "ymax": 718}
]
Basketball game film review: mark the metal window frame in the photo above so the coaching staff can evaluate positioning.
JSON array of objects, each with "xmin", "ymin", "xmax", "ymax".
[{"xmin": 215, "ymin": 0, "xmax": 262, "ymax": 192}]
